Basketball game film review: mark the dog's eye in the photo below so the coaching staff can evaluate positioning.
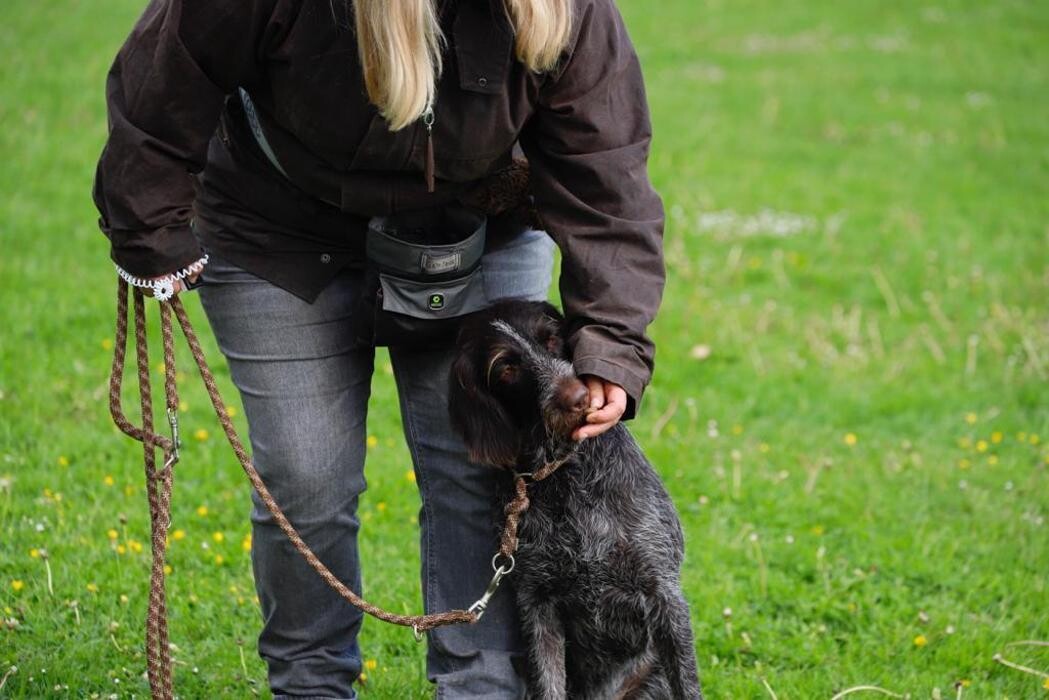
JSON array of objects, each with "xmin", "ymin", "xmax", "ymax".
[{"xmin": 495, "ymin": 363, "xmax": 520, "ymax": 384}]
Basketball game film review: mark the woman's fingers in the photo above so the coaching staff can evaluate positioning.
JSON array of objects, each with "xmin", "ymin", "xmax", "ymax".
[
  {"xmin": 574, "ymin": 380, "xmax": 627, "ymax": 441},
  {"xmin": 584, "ymin": 375, "xmax": 605, "ymax": 410}
]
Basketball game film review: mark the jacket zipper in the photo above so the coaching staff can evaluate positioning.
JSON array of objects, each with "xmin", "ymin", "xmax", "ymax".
[{"xmin": 423, "ymin": 105, "xmax": 436, "ymax": 193}]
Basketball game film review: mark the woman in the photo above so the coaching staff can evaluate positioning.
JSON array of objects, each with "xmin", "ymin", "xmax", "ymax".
[{"xmin": 94, "ymin": 0, "xmax": 665, "ymax": 696}]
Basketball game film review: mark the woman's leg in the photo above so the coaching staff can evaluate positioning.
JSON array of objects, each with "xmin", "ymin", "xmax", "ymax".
[
  {"xmin": 388, "ymin": 228, "xmax": 556, "ymax": 699},
  {"xmin": 198, "ymin": 257, "xmax": 373, "ymax": 700}
]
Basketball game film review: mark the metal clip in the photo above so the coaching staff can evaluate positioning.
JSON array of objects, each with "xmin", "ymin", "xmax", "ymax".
[
  {"xmin": 467, "ymin": 554, "xmax": 515, "ymax": 620},
  {"xmin": 166, "ymin": 407, "xmax": 181, "ymax": 462}
]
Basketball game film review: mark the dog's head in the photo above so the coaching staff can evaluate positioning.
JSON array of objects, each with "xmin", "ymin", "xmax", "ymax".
[{"xmin": 449, "ymin": 299, "xmax": 590, "ymax": 467}]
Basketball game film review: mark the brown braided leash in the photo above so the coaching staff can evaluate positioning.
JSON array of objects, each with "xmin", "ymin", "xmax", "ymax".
[{"xmin": 109, "ymin": 278, "xmax": 576, "ymax": 698}]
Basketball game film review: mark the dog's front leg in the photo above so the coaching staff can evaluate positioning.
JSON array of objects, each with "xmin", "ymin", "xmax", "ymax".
[
  {"xmin": 653, "ymin": 590, "xmax": 703, "ymax": 699},
  {"xmin": 521, "ymin": 600, "xmax": 568, "ymax": 700}
]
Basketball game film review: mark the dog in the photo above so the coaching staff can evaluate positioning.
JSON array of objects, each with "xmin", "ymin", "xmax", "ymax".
[{"xmin": 448, "ymin": 299, "xmax": 703, "ymax": 699}]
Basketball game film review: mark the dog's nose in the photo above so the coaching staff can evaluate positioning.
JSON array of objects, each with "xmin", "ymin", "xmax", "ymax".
[{"xmin": 558, "ymin": 379, "xmax": 590, "ymax": 414}]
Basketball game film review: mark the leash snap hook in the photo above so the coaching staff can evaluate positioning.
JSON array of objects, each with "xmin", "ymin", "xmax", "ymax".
[{"xmin": 468, "ymin": 554, "xmax": 516, "ymax": 620}]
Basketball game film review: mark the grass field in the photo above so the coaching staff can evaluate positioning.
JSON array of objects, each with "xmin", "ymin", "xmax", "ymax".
[{"xmin": 1, "ymin": 0, "xmax": 1047, "ymax": 697}]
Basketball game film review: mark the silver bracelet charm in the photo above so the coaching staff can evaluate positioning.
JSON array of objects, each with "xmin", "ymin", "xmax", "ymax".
[{"xmin": 115, "ymin": 254, "xmax": 210, "ymax": 301}]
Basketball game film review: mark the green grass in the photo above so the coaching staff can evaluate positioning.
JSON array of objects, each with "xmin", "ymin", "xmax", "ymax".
[{"xmin": 1, "ymin": 0, "xmax": 1047, "ymax": 697}]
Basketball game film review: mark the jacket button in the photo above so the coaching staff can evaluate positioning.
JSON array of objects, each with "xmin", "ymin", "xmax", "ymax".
[
  {"xmin": 477, "ymin": 76, "xmax": 488, "ymax": 88},
  {"xmin": 320, "ymin": 253, "xmax": 332, "ymax": 264}
]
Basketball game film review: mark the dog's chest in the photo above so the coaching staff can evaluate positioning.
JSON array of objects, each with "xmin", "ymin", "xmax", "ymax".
[{"xmin": 513, "ymin": 480, "xmax": 638, "ymax": 592}]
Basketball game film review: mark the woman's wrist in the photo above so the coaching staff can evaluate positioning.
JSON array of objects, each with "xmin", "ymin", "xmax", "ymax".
[{"xmin": 115, "ymin": 254, "xmax": 209, "ymax": 301}]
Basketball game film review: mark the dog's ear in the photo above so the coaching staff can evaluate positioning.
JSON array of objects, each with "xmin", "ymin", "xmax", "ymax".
[{"xmin": 448, "ymin": 344, "xmax": 520, "ymax": 467}]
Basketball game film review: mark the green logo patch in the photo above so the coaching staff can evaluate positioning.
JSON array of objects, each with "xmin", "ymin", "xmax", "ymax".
[{"xmin": 428, "ymin": 293, "xmax": 445, "ymax": 310}]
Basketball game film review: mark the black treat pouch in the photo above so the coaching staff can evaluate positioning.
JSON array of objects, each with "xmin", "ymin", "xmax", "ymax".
[{"xmin": 356, "ymin": 207, "xmax": 489, "ymax": 347}]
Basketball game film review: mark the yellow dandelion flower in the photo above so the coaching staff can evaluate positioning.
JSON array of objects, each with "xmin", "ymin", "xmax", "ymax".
[
  {"xmin": 101, "ymin": 338, "xmax": 114, "ymax": 350},
  {"xmin": 409, "ymin": 515, "xmax": 418, "ymax": 525},
  {"xmin": 179, "ymin": 400, "xmax": 189, "ymax": 412},
  {"xmin": 29, "ymin": 548, "xmax": 39, "ymax": 558},
  {"xmin": 242, "ymin": 535, "xmax": 252, "ymax": 552},
  {"xmin": 212, "ymin": 531, "xmax": 225, "ymax": 543},
  {"xmin": 987, "ymin": 455, "xmax": 999, "ymax": 466},
  {"xmin": 991, "ymin": 431, "xmax": 1003, "ymax": 444},
  {"xmin": 364, "ymin": 659, "xmax": 378, "ymax": 671},
  {"xmin": 224, "ymin": 405, "xmax": 237, "ymax": 418},
  {"xmin": 843, "ymin": 433, "xmax": 858, "ymax": 447},
  {"xmin": 196, "ymin": 505, "xmax": 209, "ymax": 517},
  {"xmin": 976, "ymin": 440, "xmax": 988, "ymax": 453},
  {"xmin": 913, "ymin": 634, "xmax": 928, "ymax": 647},
  {"xmin": 958, "ymin": 679, "xmax": 971, "ymax": 688},
  {"xmin": 810, "ymin": 525, "xmax": 825, "ymax": 536},
  {"xmin": 376, "ymin": 502, "xmax": 387, "ymax": 513},
  {"xmin": 156, "ymin": 362, "xmax": 166, "ymax": 374},
  {"xmin": 193, "ymin": 429, "xmax": 209, "ymax": 441},
  {"xmin": 1031, "ymin": 434, "xmax": 1041, "ymax": 446},
  {"xmin": 116, "ymin": 544, "xmax": 127, "ymax": 555},
  {"xmin": 129, "ymin": 540, "xmax": 143, "ymax": 553},
  {"xmin": 120, "ymin": 594, "xmax": 129, "ymax": 604},
  {"xmin": 164, "ymin": 565, "xmax": 173, "ymax": 575},
  {"xmin": 173, "ymin": 529, "xmax": 186, "ymax": 541},
  {"xmin": 366, "ymin": 435, "xmax": 379, "ymax": 449},
  {"xmin": 1043, "ymin": 677, "xmax": 1049, "ymax": 691},
  {"xmin": 359, "ymin": 673, "xmax": 368, "ymax": 683},
  {"xmin": 405, "ymin": 470, "xmax": 417, "ymax": 483},
  {"xmin": 103, "ymin": 475, "xmax": 115, "ymax": 487},
  {"xmin": 214, "ymin": 554, "xmax": 225, "ymax": 566},
  {"xmin": 86, "ymin": 583, "xmax": 99, "ymax": 593},
  {"xmin": 124, "ymin": 484, "xmax": 135, "ymax": 497},
  {"xmin": 11, "ymin": 580, "xmax": 25, "ymax": 592},
  {"xmin": 964, "ymin": 412, "xmax": 977, "ymax": 425},
  {"xmin": 57, "ymin": 456, "xmax": 69, "ymax": 467}
]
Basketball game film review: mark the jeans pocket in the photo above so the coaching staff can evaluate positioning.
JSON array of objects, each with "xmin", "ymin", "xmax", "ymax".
[{"xmin": 198, "ymin": 253, "xmax": 263, "ymax": 287}]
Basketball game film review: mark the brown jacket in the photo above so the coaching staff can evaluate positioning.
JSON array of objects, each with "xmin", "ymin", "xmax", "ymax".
[{"xmin": 93, "ymin": 0, "xmax": 665, "ymax": 416}]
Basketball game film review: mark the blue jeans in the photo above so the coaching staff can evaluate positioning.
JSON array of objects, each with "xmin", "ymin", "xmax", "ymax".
[{"xmin": 197, "ymin": 230, "xmax": 555, "ymax": 699}]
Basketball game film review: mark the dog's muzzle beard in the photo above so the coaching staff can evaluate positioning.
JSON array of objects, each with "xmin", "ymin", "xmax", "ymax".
[{"xmin": 538, "ymin": 359, "xmax": 589, "ymax": 446}]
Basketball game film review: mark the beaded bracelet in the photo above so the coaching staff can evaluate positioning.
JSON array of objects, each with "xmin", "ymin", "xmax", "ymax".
[{"xmin": 114, "ymin": 255, "xmax": 210, "ymax": 302}]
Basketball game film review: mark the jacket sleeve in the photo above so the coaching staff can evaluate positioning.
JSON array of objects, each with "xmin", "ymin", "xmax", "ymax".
[
  {"xmin": 93, "ymin": 0, "xmax": 281, "ymax": 277},
  {"xmin": 519, "ymin": 0, "xmax": 665, "ymax": 418}
]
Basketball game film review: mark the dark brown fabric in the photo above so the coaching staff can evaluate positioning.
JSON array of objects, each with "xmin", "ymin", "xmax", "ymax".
[{"xmin": 93, "ymin": 0, "xmax": 665, "ymax": 415}]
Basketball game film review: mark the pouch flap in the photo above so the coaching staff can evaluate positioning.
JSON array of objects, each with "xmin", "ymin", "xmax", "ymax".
[{"xmin": 379, "ymin": 268, "xmax": 488, "ymax": 320}]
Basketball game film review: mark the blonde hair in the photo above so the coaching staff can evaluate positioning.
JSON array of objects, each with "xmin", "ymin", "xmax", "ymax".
[{"xmin": 354, "ymin": 0, "xmax": 573, "ymax": 131}]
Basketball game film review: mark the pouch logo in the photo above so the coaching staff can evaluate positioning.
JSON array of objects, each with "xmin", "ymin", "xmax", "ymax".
[
  {"xmin": 421, "ymin": 252, "xmax": 460, "ymax": 274},
  {"xmin": 428, "ymin": 293, "xmax": 445, "ymax": 310}
]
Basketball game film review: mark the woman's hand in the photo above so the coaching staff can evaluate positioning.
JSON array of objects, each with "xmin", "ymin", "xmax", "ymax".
[
  {"xmin": 144, "ymin": 269, "xmax": 202, "ymax": 298},
  {"xmin": 573, "ymin": 375, "xmax": 627, "ymax": 441},
  {"xmin": 152, "ymin": 270, "xmax": 200, "ymax": 295}
]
